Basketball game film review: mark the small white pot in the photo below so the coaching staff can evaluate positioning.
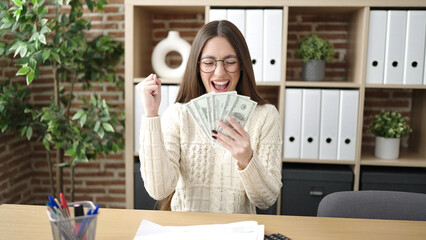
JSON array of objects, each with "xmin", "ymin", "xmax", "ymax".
[{"xmin": 375, "ymin": 136, "xmax": 400, "ymax": 159}]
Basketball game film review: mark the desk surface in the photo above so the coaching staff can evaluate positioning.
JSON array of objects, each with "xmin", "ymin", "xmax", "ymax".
[{"xmin": 1, "ymin": 204, "xmax": 426, "ymax": 240}]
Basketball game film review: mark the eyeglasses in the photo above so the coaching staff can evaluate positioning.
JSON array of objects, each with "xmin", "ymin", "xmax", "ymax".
[{"xmin": 198, "ymin": 57, "xmax": 241, "ymax": 73}]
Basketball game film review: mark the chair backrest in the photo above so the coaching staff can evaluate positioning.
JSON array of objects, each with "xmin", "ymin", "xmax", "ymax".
[{"xmin": 317, "ymin": 190, "xmax": 426, "ymax": 221}]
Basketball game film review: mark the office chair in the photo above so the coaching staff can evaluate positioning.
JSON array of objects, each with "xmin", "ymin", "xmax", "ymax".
[{"xmin": 317, "ymin": 190, "xmax": 426, "ymax": 221}]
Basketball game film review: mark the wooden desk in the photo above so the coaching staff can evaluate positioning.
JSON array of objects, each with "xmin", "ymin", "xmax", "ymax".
[{"xmin": 1, "ymin": 204, "xmax": 426, "ymax": 239}]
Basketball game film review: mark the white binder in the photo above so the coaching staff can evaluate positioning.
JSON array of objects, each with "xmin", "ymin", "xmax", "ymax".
[
  {"xmin": 227, "ymin": 9, "xmax": 245, "ymax": 37},
  {"xmin": 300, "ymin": 89, "xmax": 321, "ymax": 159},
  {"xmin": 246, "ymin": 9, "xmax": 264, "ymax": 82},
  {"xmin": 168, "ymin": 85, "xmax": 179, "ymax": 106},
  {"xmin": 366, "ymin": 10, "xmax": 387, "ymax": 84},
  {"xmin": 134, "ymin": 85, "xmax": 144, "ymax": 152},
  {"xmin": 403, "ymin": 10, "xmax": 426, "ymax": 85},
  {"xmin": 263, "ymin": 9, "xmax": 282, "ymax": 82},
  {"xmin": 319, "ymin": 90, "xmax": 340, "ymax": 160},
  {"xmin": 209, "ymin": 9, "xmax": 227, "ymax": 22},
  {"xmin": 384, "ymin": 10, "xmax": 407, "ymax": 84},
  {"xmin": 337, "ymin": 90, "xmax": 359, "ymax": 161},
  {"xmin": 283, "ymin": 89, "xmax": 303, "ymax": 159}
]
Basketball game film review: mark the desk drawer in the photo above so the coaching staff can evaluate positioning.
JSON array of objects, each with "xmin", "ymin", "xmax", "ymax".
[{"xmin": 280, "ymin": 163, "xmax": 353, "ymax": 216}]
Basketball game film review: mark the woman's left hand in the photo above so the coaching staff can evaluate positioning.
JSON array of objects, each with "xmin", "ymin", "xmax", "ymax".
[{"xmin": 213, "ymin": 116, "xmax": 253, "ymax": 169}]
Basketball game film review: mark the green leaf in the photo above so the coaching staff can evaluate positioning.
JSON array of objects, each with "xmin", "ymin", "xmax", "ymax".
[
  {"xmin": 43, "ymin": 137, "xmax": 50, "ymax": 150},
  {"xmin": 38, "ymin": 34, "xmax": 47, "ymax": 44},
  {"xmin": 26, "ymin": 70, "xmax": 35, "ymax": 85},
  {"xmin": 12, "ymin": 0, "xmax": 22, "ymax": 7},
  {"xmin": 40, "ymin": 25, "xmax": 50, "ymax": 34},
  {"xmin": 42, "ymin": 50, "xmax": 50, "ymax": 63},
  {"xmin": 72, "ymin": 110, "xmax": 84, "ymax": 120},
  {"xmin": 19, "ymin": 43, "xmax": 27, "ymax": 57},
  {"xmin": 86, "ymin": 0, "xmax": 94, "ymax": 12},
  {"xmin": 0, "ymin": 22, "xmax": 13, "ymax": 30},
  {"xmin": 26, "ymin": 126, "xmax": 33, "ymax": 140},
  {"xmin": 102, "ymin": 122, "xmax": 114, "ymax": 132},
  {"xmin": 29, "ymin": 58, "xmax": 37, "ymax": 70},
  {"xmin": 16, "ymin": 66, "xmax": 30, "ymax": 75},
  {"xmin": 20, "ymin": 126, "xmax": 27, "ymax": 137},
  {"xmin": 16, "ymin": 57, "xmax": 29, "ymax": 65},
  {"xmin": 40, "ymin": 18, "xmax": 48, "ymax": 26},
  {"xmin": 80, "ymin": 114, "xmax": 87, "ymax": 127},
  {"xmin": 29, "ymin": 32, "xmax": 39, "ymax": 42},
  {"xmin": 51, "ymin": 52, "xmax": 61, "ymax": 63},
  {"xmin": 65, "ymin": 149, "xmax": 75, "ymax": 156},
  {"xmin": 91, "ymin": 95, "xmax": 96, "ymax": 106},
  {"xmin": 97, "ymin": 127, "xmax": 104, "ymax": 138},
  {"xmin": 94, "ymin": 121, "xmax": 100, "ymax": 132},
  {"xmin": 0, "ymin": 42, "xmax": 5, "ymax": 55}
]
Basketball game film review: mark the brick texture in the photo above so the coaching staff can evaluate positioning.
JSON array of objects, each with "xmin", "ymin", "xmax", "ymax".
[
  {"xmin": 287, "ymin": 13, "xmax": 349, "ymax": 81},
  {"xmin": 0, "ymin": 6, "xmax": 413, "ymax": 207}
]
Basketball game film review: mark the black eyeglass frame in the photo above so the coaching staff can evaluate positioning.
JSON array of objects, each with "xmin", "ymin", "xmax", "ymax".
[{"xmin": 198, "ymin": 57, "xmax": 242, "ymax": 73}]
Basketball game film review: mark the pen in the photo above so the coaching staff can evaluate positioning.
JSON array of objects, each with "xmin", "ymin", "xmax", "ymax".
[
  {"xmin": 60, "ymin": 192, "xmax": 71, "ymax": 216},
  {"xmin": 49, "ymin": 195, "xmax": 60, "ymax": 209},
  {"xmin": 77, "ymin": 209, "xmax": 93, "ymax": 239},
  {"xmin": 92, "ymin": 204, "xmax": 100, "ymax": 215}
]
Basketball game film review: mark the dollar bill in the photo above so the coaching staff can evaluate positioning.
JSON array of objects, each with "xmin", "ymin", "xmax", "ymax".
[
  {"xmin": 192, "ymin": 95, "xmax": 212, "ymax": 134},
  {"xmin": 212, "ymin": 91, "xmax": 236, "ymax": 131},
  {"xmin": 218, "ymin": 95, "xmax": 257, "ymax": 137},
  {"xmin": 185, "ymin": 92, "xmax": 256, "ymax": 147},
  {"xmin": 186, "ymin": 100, "xmax": 210, "ymax": 139}
]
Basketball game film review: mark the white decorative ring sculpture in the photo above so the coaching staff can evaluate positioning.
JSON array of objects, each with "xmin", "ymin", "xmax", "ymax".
[{"xmin": 151, "ymin": 31, "xmax": 191, "ymax": 79}]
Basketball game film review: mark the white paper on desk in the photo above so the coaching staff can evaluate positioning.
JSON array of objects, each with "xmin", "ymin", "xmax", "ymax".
[{"xmin": 134, "ymin": 219, "xmax": 264, "ymax": 240}]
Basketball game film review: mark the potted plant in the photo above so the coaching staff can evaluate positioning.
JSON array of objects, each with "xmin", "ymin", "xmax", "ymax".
[
  {"xmin": 368, "ymin": 110, "xmax": 412, "ymax": 159},
  {"xmin": 0, "ymin": 0, "xmax": 124, "ymax": 201},
  {"xmin": 296, "ymin": 34, "xmax": 334, "ymax": 81}
]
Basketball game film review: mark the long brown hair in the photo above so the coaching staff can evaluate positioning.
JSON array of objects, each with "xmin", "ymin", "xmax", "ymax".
[
  {"xmin": 175, "ymin": 20, "xmax": 267, "ymax": 105},
  {"xmin": 159, "ymin": 20, "xmax": 267, "ymax": 211}
]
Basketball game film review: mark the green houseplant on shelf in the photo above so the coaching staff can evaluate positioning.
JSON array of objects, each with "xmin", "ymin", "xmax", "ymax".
[
  {"xmin": 368, "ymin": 110, "xmax": 412, "ymax": 159},
  {"xmin": 0, "ymin": 0, "xmax": 124, "ymax": 201},
  {"xmin": 296, "ymin": 34, "xmax": 334, "ymax": 81}
]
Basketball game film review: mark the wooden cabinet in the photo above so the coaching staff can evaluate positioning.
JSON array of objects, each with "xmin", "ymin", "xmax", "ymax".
[{"xmin": 124, "ymin": 0, "xmax": 426, "ymax": 210}]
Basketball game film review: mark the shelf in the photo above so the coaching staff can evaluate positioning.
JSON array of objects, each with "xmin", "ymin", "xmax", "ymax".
[
  {"xmin": 285, "ymin": 81, "xmax": 360, "ymax": 88},
  {"xmin": 126, "ymin": 1, "xmax": 426, "ymax": 210},
  {"xmin": 283, "ymin": 158, "xmax": 356, "ymax": 165},
  {"xmin": 366, "ymin": 84, "xmax": 426, "ymax": 89},
  {"xmin": 361, "ymin": 147, "xmax": 426, "ymax": 168},
  {"xmin": 134, "ymin": 78, "xmax": 181, "ymax": 85}
]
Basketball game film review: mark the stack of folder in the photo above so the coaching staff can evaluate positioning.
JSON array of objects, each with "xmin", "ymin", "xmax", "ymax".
[
  {"xmin": 283, "ymin": 88, "xmax": 359, "ymax": 161},
  {"xmin": 366, "ymin": 10, "xmax": 426, "ymax": 85},
  {"xmin": 210, "ymin": 8, "xmax": 283, "ymax": 83}
]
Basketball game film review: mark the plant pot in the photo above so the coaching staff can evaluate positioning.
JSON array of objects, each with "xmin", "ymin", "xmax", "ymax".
[
  {"xmin": 302, "ymin": 59, "xmax": 325, "ymax": 81},
  {"xmin": 375, "ymin": 136, "xmax": 400, "ymax": 159}
]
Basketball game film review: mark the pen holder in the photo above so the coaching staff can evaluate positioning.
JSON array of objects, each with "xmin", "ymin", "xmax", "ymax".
[{"xmin": 47, "ymin": 201, "xmax": 98, "ymax": 240}]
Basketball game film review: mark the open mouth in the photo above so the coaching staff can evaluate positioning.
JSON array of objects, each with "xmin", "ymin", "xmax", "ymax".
[{"xmin": 211, "ymin": 80, "xmax": 230, "ymax": 92}]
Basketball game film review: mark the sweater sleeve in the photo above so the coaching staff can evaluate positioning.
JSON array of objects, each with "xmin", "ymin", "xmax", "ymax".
[
  {"xmin": 238, "ymin": 106, "xmax": 283, "ymax": 210},
  {"xmin": 138, "ymin": 105, "xmax": 180, "ymax": 200}
]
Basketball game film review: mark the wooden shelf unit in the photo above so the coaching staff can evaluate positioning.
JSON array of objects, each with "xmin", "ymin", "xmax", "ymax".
[{"xmin": 125, "ymin": 0, "xmax": 426, "ymax": 210}]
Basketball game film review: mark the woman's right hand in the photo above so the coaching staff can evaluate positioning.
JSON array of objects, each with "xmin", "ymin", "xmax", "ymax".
[{"xmin": 137, "ymin": 73, "xmax": 161, "ymax": 117}]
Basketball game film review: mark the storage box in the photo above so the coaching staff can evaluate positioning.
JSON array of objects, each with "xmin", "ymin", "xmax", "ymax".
[
  {"xmin": 134, "ymin": 162, "xmax": 157, "ymax": 210},
  {"xmin": 361, "ymin": 166, "xmax": 426, "ymax": 193},
  {"xmin": 280, "ymin": 163, "xmax": 353, "ymax": 216}
]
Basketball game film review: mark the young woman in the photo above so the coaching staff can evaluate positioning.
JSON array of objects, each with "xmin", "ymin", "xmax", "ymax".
[{"xmin": 138, "ymin": 20, "xmax": 282, "ymax": 214}]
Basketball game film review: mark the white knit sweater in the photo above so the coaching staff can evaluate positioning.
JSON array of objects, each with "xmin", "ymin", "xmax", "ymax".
[{"xmin": 139, "ymin": 103, "xmax": 282, "ymax": 214}]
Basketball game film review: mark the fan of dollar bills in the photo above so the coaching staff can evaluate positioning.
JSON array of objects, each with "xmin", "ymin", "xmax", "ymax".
[{"xmin": 186, "ymin": 91, "xmax": 257, "ymax": 146}]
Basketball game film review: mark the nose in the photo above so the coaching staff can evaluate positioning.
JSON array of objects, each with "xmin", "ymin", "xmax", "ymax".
[{"xmin": 213, "ymin": 60, "xmax": 226, "ymax": 74}]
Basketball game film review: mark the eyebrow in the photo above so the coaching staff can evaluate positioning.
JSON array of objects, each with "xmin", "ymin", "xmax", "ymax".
[{"xmin": 201, "ymin": 55, "xmax": 238, "ymax": 59}]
